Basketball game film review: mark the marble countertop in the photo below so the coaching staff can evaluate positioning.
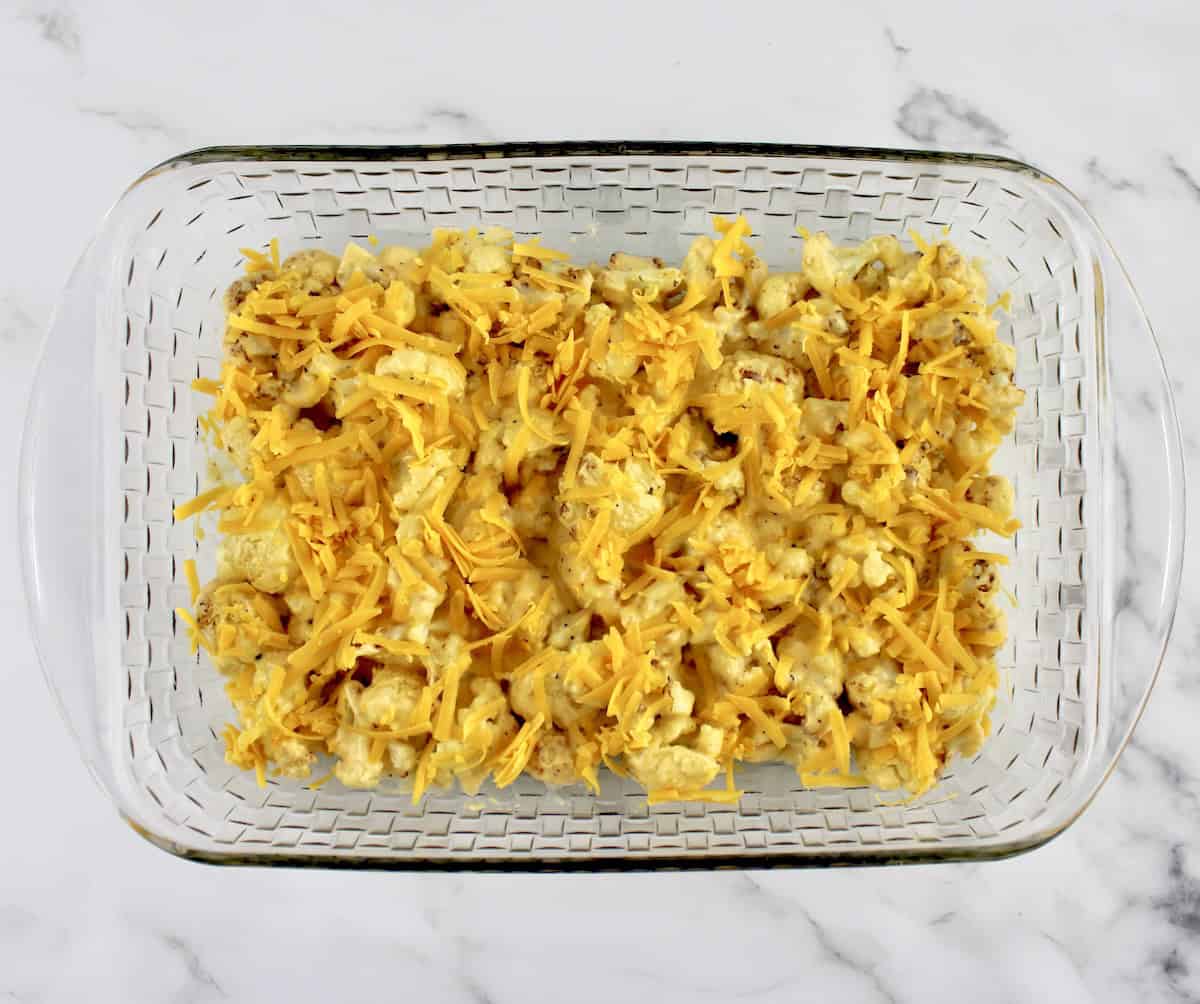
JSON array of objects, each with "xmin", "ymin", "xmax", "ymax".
[{"xmin": 3, "ymin": 2, "xmax": 1199, "ymax": 1001}]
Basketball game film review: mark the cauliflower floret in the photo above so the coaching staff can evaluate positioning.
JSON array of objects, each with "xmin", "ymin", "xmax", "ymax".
[
  {"xmin": 330, "ymin": 726, "xmax": 384, "ymax": 789},
  {"xmin": 694, "ymin": 640, "xmax": 772, "ymax": 696},
  {"xmin": 845, "ymin": 657, "xmax": 902, "ymax": 712},
  {"xmin": 587, "ymin": 312, "xmax": 641, "ymax": 384},
  {"xmin": 662, "ymin": 411, "xmax": 746, "ymax": 494},
  {"xmin": 618, "ymin": 577, "xmax": 690, "ymax": 648},
  {"xmin": 977, "ymin": 338, "xmax": 1017, "ymax": 376},
  {"xmin": 525, "ymin": 730, "xmax": 579, "ymax": 786},
  {"xmin": 337, "ymin": 242, "xmax": 388, "ymax": 285},
  {"xmin": 219, "ymin": 415, "xmax": 257, "ymax": 475},
  {"xmin": 626, "ymin": 737, "xmax": 722, "ymax": 792},
  {"xmin": 193, "ymin": 582, "xmax": 284, "ymax": 670},
  {"xmin": 798, "ymin": 398, "xmax": 848, "ymax": 438},
  {"xmin": 684, "ymin": 511, "xmax": 767, "ymax": 590},
  {"xmin": 223, "ymin": 273, "xmax": 269, "ymax": 313},
  {"xmin": 642, "ymin": 660, "xmax": 700, "ymax": 746},
  {"xmin": 826, "ymin": 534, "xmax": 896, "ymax": 593},
  {"xmin": 283, "ymin": 586, "xmax": 316, "ymax": 645},
  {"xmin": 845, "ymin": 623, "xmax": 884, "ymax": 659},
  {"xmin": 475, "ymin": 567, "xmax": 565, "ymax": 647},
  {"xmin": 445, "ymin": 470, "xmax": 507, "ymax": 534},
  {"xmin": 375, "ymin": 346, "xmax": 467, "ymax": 399},
  {"xmin": 216, "ymin": 500, "xmax": 298, "ymax": 594},
  {"xmin": 429, "ymin": 677, "xmax": 519, "ymax": 794},
  {"xmin": 337, "ymin": 670, "xmax": 427, "ymax": 780},
  {"xmin": 390, "ymin": 447, "xmax": 465, "ymax": 513},
  {"xmin": 508, "ymin": 663, "xmax": 594, "ymax": 729},
  {"xmin": 681, "ymin": 237, "xmax": 717, "ymax": 290},
  {"xmin": 595, "ymin": 252, "xmax": 684, "ymax": 307},
  {"xmin": 965, "ymin": 475, "xmax": 1015, "ymax": 521},
  {"xmin": 386, "ymin": 563, "xmax": 446, "ymax": 646},
  {"xmin": 473, "ymin": 408, "xmax": 562, "ymax": 483},
  {"xmin": 419, "ymin": 629, "xmax": 468, "ymax": 681},
  {"xmin": 380, "ymin": 277, "xmax": 419, "ymax": 328},
  {"xmin": 466, "ymin": 243, "xmax": 511, "ymax": 276},
  {"xmin": 734, "ymin": 252, "xmax": 769, "ymax": 311},
  {"xmin": 843, "ymin": 657, "xmax": 930, "ymax": 768},
  {"xmin": 269, "ymin": 736, "xmax": 316, "ymax": 779},
  {"xmin": 458, "ymin": 227, "xmax": 513, "ymax": 275},
  {"xmin": 562, "ymin": 453, "xmax": 665, "ymax": 538},
  {"xmin": 802, "ymin": 233, "xmax": 874, "ymax": 297},
  {"xmin": 547, "ymin": 610, "xmax": 591, "ymax": 650},
  {"xmin": 802, "ymin": 233, "xmax": 915, "ymax": 298},
  {"xmin": 377, "ymin": 245, "xmax": 420, "ymax": 271},
  {"xmin": 930, "ymin": 244, "xmax": 988, "ymax": 304},
  {"xmin": 553, "ymin": 525, "xmax": 621, "ymax": 623},
  {"xmin": 756, "ymin": 543, "xmax": 815, "ymax": 608},
  {"xmin": 936, "ymin": 681, "xmax": 996, "ymax": 760},
  {"xmin": 842, "ymin": 466, "xmax": 905, "ymax": 522},
  {"xmin": 776, "ymin": 624, "xmax": 847, "ymax": 733},
  {"xmin": 862, "ymin": 550, "xmax": 893, "ymax": 589},
  {"xmin": 279, "ymin": 351, "xmax": 341, "ymax": 409},
  {"xmin": 352, "ymin": 621, "xmax": 424, "ymax": 666},
  {"xmin": 755, "ymin": 272, "xmax": 811, "ymax": 321},
  {"xmin": 508, "ymin": 473, "xmax": 555, "ymax": 539},
  {"xmin": 350, "ymin": 668, "xmax": 426, "ymax": 729},
  {"xmin": 282, "ymin": 249, "xmax": 339, "ymax": 289},
  {"xmin": 709, "ymin": 350, "xmax": 806, "ymax": 410},
  {"xmin": 554, "ymin": 265, "xmax": 595, "ymax": 327}
]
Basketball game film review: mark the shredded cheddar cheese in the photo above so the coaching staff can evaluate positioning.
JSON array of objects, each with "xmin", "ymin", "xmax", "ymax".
[{"xmin": 179, "ymin": 220, "xmax": 1022, "ymax": 801}]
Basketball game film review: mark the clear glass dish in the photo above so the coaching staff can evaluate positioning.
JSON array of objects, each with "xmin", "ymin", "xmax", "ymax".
[{"xmin": 20, "ymin": 143, "xmax": 1185, "ymax": 869}]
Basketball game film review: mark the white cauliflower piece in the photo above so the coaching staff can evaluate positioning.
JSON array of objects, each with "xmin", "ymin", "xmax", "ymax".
[
  {"xmin": 337, "ymin": 242, "xmax": 385, "ymax": 285},
  {"xmin": 390, "ymin": 447, "xmax": 464, "ymax": 513},
  {"xmin": 801, "ymin": 233, "xmax": 911, "ymax": 298},
  {"xmin": 282, "ymin": 249, "xmax": 339, "ymax": 289},
  {"xmin": 861, "ymin": 550, "xmax": 893, "ymax": 589},
  {"xmin": 562, "ymin": 453, "xmax": 665, "ymax": 537},
  {"xmin": 552, "ymin": 524, "xmax": 621, "ymax": 623},
  {"xmin": 755, "ymin": 272, "xmax": 811, "ymax": 320},
  {"xmin": 375, "ymin": 346, "xmax": 466, "ymax": 399},
  {"xmin": 350, "ymin": 668, "xmax": 426, "ymax": 729},
  {"xmin": 386, "ymin": 562, "xmax": 446, "ymax": 646},
  {"xmin": 694, "ymin": 640, "xmax": 773, "ymax": 696},
  {"xmin": 509, "ymin": 664, "xmax": 591, "ymax": 729},
  {"xmin": 711, "ymin": 350, "xmax": 805, "ymax": 406},
  {"xmin": 216, "ymin": 500, "xmax": 298, "ymax": 594},
  {"xmin": 587, "ymin": 311, "xmax": 640, "ymax": 384},
  {"xmin": 798, "ymin": 398, "xmax": 848, "ymax": 439},
  {"xmin": 776, "ymin": 625, "xmax": 847, "ymax": 733},
  {"xmin": 473, "ymin": 407, "xmax": 562, "ymax": 480},
  {"xmin": 193, "ymin": 583, "xmax": 282, "ymax": 671},
  {"xmin": 466, "ymin": 243, "xmax": 511, "ymax": 275},
  {"xmin": 270, "ymin": 736, "xmax": 316, "ymax": 779},
  {"xmin": 430, "ymin": 678, "xmax": 518, "ymax": 794},
  {"xmin": 475, "ymin": 567, "xmax": 564, "ymax": 647},
  {"xmin": 525, "ymin": 730, "xmax": 579, "ymax": 786},
  {"xmin": 964, "ymin": 475, "xmax": 1015, "ymax": 521},
  {"xmin": 330, "ymin": 726, "xmax": 384, "ymax": 789},
  {"xmin": 626, "ymin": 739, "xmax": 722, "ymax": 792},
  {"xmin": 461, "ymin": 227, "xmax": 513, "ymax": 276},
  {"xmin": 219, "ymin": 415, "xmax": 256, "ymax": 475},
  {"xmin": 594, "ymin": 252, "xmax": 684, "ymax": 307}
]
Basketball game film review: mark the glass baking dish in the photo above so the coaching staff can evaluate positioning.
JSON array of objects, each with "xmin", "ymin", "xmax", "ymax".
[{"xmin": 20, "ymin": 142, "xmax": 1185, "ymax": 869}]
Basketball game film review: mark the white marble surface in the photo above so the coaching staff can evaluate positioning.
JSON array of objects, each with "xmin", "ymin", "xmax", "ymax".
[{"xmin": 2, "ymin": 2, "xmax": 1199, "ymax": 1001}]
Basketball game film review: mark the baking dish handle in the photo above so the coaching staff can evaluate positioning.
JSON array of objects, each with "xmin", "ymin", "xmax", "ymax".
[
  {"xmin": 19, "ymin": 237, "xmax": 116, "ymax": 794},
  {"xmin": 1094, "ymin": 237, "xmax": 1186, "ymax": 782}
]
